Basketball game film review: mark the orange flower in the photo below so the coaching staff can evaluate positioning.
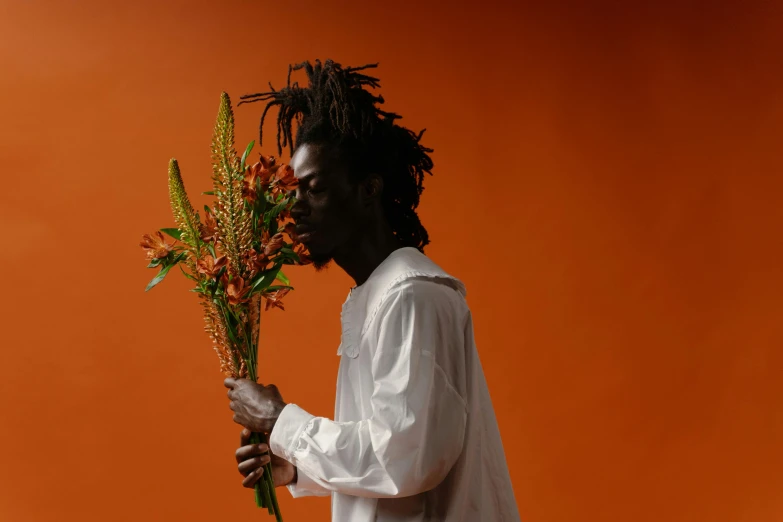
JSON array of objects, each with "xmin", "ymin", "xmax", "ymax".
[
  {"xmin": 275, "ymin": 164, "xmax": 298, "ymax": 193},
  {"xmin": 259, "ymin": 155, "xmax": 277, "ymax": 170},
  {"xmin": 139, "ymin": 231, "xmax": 174, "ymax": 260},
  {"xmin": 283, "ymin": 222, "xmax": 298, "ymax": 243},
  {"xmin": 264, "ymin": 287, "xmax": 290, "ymax": 311},
  {"xmin": 243, "ymin": 158, "xmax": 278, "ymax": 203},
  {"xmin": 264, "ymin": 232, "xmax": 284, "ymax": 256},
  {"xmin": 222, "ymin": 273, "xmax": 252, "ymax": 305},
  {"xmin": 197, "ymin": 254, "xmax": 227, "ymax": 279},
  {"xmin": 242, "ymin": 249, "xmax": 270, "ymax": 277},
  {"xmin": 200, "ymin": 211, "xmax": 218, "ymax": 243},
  {"xmin": 278, "ymin": 205, "xmax": 292, "ymax": 221},
  {"xmin": 294, "ymin": 244, "xmax": 312, "ymax": 265},
  {"xmin": 242, "ymin": 168, "xmax": 260, "ymax": 204}
]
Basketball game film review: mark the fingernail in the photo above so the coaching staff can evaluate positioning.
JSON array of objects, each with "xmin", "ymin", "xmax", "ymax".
[{"xmin": 258, "ymin": 444, "xmax": 267, "ymax": 451}]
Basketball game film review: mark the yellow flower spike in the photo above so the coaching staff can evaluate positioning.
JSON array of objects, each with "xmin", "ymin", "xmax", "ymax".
[
  {"xmin": 167, "ymin": 158, "xmax": 203, "ymax": 274},
  {"xmin": 210, "ymin": 92, "xmax": 253, "ymax": 279}
]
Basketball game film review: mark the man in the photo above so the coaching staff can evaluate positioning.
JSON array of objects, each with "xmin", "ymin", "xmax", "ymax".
[{"xmin": 224, "ymin": 59, "xmax": 520, "ymax": 521}]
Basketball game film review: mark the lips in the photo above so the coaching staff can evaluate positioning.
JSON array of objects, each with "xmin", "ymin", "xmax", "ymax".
[
  {"xmin": 294, "ymin": 224, "xmax": 315, "ymax": 242},
  {"xmin": 297, "ymin": 231, "xmax": 314, "ymax": 242}
]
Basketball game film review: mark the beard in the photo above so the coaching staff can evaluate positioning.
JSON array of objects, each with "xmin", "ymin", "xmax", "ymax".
[{"xmin": 308, "ymin": 248, "xmax": 333, "ymax": 272}]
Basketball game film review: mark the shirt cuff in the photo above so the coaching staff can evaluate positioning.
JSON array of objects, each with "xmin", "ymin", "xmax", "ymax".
[
  {"xmin": 286, "ymin": 466, "xmax": 331, "ymax": 498},
  {"xmin": 269, "ymin": 403, "xmax": 314, "ymax": 463}
]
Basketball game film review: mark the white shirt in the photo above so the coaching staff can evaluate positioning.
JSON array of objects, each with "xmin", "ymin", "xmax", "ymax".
[{"xmin": 270, "ymin": 247, "xmax": 521, "ymax": 521}]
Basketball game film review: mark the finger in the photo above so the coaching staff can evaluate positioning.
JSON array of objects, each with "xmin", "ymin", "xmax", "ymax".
[
  {"xmin": 238, "ymin": 454, "xmax": 271, "ymax": 476},
  {"xmin": 224, "ymin": 378, "xmax": 235, "ymax": 389},
  {"xmin": 229, "ymin": 401, "xmax": 236, "ymax": 411},
  {"xmin": 227, "ymin": 388, "xmax": 234, "ymax": 399},
  {"xmin": 242, "ymin": 465, "xmax": 268, "ymax": 488},
  {"xmin": 235, "ymin": 442, "xmax": 268, "ymax": 463},
  {"xmin": 266, "ymin": 384, "xmax": 278, "ymax": 393},
  {"xmin": 240, "ymin": 428, "xmax": 251, "ymax": 447}
]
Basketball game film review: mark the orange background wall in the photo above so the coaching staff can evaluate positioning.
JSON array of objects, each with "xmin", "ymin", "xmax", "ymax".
[{"xmin": 1, "ymin": 1, "xmax": 781, "ymax": 521}]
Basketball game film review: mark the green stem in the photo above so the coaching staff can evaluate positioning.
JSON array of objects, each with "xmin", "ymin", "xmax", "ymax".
[
  {"xmin": 249, "ymin": 432, "xmax": 266, "ymax": 508},
  {"xmin": 257, "ymin": 432, "xmax": 282, "ymax": 520},
  {"xmin": 267, "ymin": 462, "xmax": 283, "ymax": 522},
  {"xmin": 262, "ymin": 467, "xmax": 274, "ymax": 514},
  {"xmin": 255, "ymin": 478, "xmax": 264, "ymax": 508},
  {"xmin": 233, "ymin": 284, "xmax": 282, "ymax": 519}
]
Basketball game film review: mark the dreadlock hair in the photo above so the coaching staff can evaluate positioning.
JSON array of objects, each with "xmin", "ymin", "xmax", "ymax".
[{"xmin": 238, "ymin": 59, "xmax": 434, "ymax": 252}]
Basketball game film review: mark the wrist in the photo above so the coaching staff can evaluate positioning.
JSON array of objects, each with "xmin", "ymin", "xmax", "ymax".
[{"xmin": 269, "ymin": 401, "xmax": 287, "ymax": 435}]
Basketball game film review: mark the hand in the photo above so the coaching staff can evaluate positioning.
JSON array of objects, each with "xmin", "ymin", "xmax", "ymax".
[
  {"xmin": 224, "ymin": 378, "xmax": 287, "ymax": 434},
  {"xmin": 236, "ymin": 428, "xmax": 297, "ymax": 488}
]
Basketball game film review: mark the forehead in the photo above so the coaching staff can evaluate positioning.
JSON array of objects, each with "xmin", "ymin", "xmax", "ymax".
[{"xmin": 291, "ymin": 142, "xmax": 339, "ymax": 180}]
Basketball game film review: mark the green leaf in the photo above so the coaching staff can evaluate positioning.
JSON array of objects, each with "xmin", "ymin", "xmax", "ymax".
[
  {"xmin": 147, "ymin": 258, "xmax": 163, "ymax": 268},
  {"xmin": 274, "ymin": 244, "xmax": 298, "ymax": 265},
  {"xmin": 215, "ymin": 264, "xmax": 227, "ymax": 280},
  {"xmin": 145, "ymin": 263, "xmax": 175, "ymax": 291},
  {"xmin": 201, "ymin": 191, "xmax": 215, "ymax": 196},
  {"xmin": 266, "ymin": 199, "xmax": 289, "ymax": 224},
  {"xmin": 275, "ymin": 270, "xmax": 290, "ymax": 286},
  {"xmin": 223, "ymin": 317, "xmax": 240, "ymax": 345},
  {"xmin": 160, "ymin": 228, "xmax": 182, "ymax": 240},
  {"xmin": 258, "ymin": 195, "xmax": 268, "ymax": 211},
  {"xmin": 240, "ymin": 140, "xmax": 255, "ymax": 172},
  {"xmin": 178, "ymin": 264, "xmax": 197, "ymax": 281},
  {"xmin": 249, "ymin": 265, "xmax": 281, "ymax": 295},
  {"xmin": 266, "ymin": 285, "xmax": 294, "ymax": 292}
]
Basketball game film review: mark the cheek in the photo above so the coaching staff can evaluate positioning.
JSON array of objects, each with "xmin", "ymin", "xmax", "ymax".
[
  {"xmin": 319, "ymin": 193, "xmax": 360, "ymax": 232},
  {"xmin": 323, "ymin": 211, "xmax": 357, "ymax": 240}
]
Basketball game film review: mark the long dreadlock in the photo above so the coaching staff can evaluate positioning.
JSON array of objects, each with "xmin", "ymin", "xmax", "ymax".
[{"xmin": 238, "ymin": 59, "xmax": 434, "ymax": 251}]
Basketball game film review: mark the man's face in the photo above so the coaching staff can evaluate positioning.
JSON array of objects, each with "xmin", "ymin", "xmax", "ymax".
[{"xmin": 289, "ymin": 142, "xmax": 363, "ymax": 269}]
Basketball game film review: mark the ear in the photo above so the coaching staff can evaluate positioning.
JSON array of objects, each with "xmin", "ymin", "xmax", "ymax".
[{"xmin": 361, "ymin": 174, "xmax": 383, "ymax": 205}]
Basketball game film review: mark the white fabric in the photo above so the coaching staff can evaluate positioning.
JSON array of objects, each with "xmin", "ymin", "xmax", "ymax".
[{"xmin": 269, "ymin": 247, "xmax": 521, "ymax": 521}]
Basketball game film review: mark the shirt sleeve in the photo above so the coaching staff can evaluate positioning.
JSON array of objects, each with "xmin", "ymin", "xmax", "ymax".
[{"xmin": 269, "ymin": 278, "xmax": 469, "ymax": 498}]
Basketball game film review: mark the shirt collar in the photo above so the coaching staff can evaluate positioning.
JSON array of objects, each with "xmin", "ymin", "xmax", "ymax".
[{"xmin": 337, "ymin": 247, "xmax": 466, "ymax": 357}]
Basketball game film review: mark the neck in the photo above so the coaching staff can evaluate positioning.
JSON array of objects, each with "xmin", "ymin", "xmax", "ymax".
[{"xmin": 333, "ymin": 221, "xmax": 402, "ymax": 287}]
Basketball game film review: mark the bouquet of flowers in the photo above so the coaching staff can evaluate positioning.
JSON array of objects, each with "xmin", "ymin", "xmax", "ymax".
[{"xmin": 139, "ymin": 92, "xmax": 309, "ymax": 521}]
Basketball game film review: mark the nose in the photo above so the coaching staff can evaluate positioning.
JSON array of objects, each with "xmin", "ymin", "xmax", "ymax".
[{"xmin": 289, "ymin": 197, "xmax": 309, "ymax": 223}]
